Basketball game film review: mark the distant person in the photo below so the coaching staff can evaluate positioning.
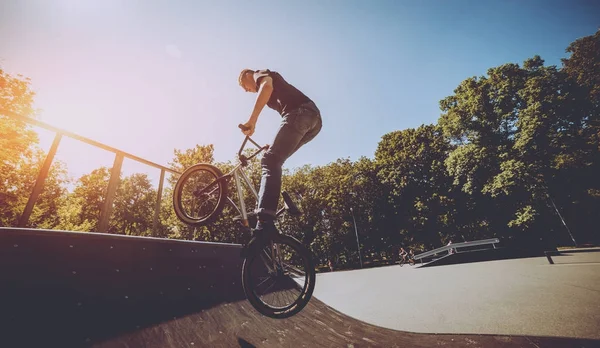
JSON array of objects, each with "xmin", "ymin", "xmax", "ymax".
[
  {"xmin": 399, "ymin": 247, "xmax": 408, "ymax": 263},
  {"xmin": 447, "ymin": 240, "xmax": 455, "ymax": 255},
  {"xmin": 401, "ymin": 249, "xmax": 415, "ymax": 266},
  {"xmin": 238, "ymin": 69, "xmax": 323, "ymax": 253},
  {"xmin": 328, "ymin": 259, "xmax": 334, "ymax": 272}
]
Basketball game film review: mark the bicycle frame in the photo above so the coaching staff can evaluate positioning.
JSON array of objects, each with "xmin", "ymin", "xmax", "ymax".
[
  {"xmin": 229, "ymin": 166, "xmax": 258, "ymax": 227},
  {"xmin": 223, "ymin": 135, "xmax": 268, "ymax": 227}
]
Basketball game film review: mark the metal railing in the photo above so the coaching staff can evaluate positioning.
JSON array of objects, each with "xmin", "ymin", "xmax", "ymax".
[
  {"xmin": 413, "ymin": 238, "xmax": 500, "ymax": 262},
  {"xmin": 1, "ymin": 108, "xmax": 181, "ymax": 233}
]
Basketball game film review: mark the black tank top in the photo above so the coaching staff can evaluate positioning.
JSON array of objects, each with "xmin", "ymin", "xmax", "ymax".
[{"xmin": 253, "ymin": 69, "xmax": 313, "ymax": 116}]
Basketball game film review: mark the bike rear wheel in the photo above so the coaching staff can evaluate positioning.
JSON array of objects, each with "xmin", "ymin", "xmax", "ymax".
[
  {"xmin": 172, "ymin": 163, "xmax": 228, "ymax": 225},
  {"xmin": 242, "ymin": 234, "xmax": 316, "ymax": 319}
]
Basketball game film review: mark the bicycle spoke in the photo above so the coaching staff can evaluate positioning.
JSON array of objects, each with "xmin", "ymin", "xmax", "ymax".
[
  {"xmin": 255, "ymin": 276, "xmax": 273, "ymax": 289},
  {"xmin": 259, "ymin": 279, "xmax": 277, "ymax": 295},
  {"xmin": 258, "ymin": 249, "xmax": 275, "ymax": 273},
  {"xmin": 174, "ymin": 165, "xmax": 227, "ymax": 223}
]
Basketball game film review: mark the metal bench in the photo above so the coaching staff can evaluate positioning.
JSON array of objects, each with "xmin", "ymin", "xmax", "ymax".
[{"xmin": 544, "ymin": 247, "xmax": 600, "ymax": 264}]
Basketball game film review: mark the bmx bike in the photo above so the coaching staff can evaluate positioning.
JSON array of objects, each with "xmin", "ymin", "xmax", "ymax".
[
  {"xmin": 172, "ymin": 125, "xmax": 316, "ymax": 319},
  {"xmin": 399, "ymin": 255, "xmax": 415, "ymax": 267}
]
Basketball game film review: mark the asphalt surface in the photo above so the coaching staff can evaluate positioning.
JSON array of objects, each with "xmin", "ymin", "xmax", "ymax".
[{"xmin": 312, "ymin": 253, "xmax": 600, "ymax": 340}]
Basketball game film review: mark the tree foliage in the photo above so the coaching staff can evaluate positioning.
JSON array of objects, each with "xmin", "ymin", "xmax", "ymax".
[{"xmin": 1, "ymin": 69, "xmax": 69, "ymax": 228}]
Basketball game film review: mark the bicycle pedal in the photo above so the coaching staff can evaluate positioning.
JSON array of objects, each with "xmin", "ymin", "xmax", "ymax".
[{"xmin": 282, "ymin": 191, "xmax": 302, "ymax": 216}]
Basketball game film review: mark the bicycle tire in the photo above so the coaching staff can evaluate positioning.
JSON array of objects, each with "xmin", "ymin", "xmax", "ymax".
[
  {"xmin": 241, "ymin": 234, "xmax": 316, "ymax": 319},
  {"xmin": 172, "ymin": 163, "xmax": 228, "ymax": 226}
]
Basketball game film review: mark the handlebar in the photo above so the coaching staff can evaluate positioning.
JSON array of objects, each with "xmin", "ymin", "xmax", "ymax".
[
  {"xmin": 237, "ymin": 124, "xmax": 269, "ymax": 164},
  {"xmin": 238, "ymin": 123, "xmax": 251, "ymax": 132}
]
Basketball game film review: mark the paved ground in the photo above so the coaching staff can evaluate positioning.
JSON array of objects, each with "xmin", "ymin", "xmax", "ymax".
[{"xmin": 312, "ymin": 253, "xmax": 600, "ymax": 340}]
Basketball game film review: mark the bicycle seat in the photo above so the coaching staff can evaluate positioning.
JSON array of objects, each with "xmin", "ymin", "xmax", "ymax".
[{"xmin": 282, "ymin": 191, "xmax": 302, "ymax": 216}]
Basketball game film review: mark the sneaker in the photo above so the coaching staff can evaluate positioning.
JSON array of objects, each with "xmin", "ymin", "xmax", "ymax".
[{"xmin": 240, "ymin": 222, "xmax": 278, "ymax": 258}]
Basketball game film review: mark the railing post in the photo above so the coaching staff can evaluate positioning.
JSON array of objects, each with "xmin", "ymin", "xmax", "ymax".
[
  {"xmin": 18, "ymin": 133, "xmax": 62, "ymax": 227},
  {"xmin": 545, "ymin": 251, "xmax": 555, "ymax": 265},
  {"xmin": 153, "ymin": 169, "xmax": 165, "ymax": 235},
  {"xmin": 98, "ymin": 153, "xmax": 124, "ymax": 233}
]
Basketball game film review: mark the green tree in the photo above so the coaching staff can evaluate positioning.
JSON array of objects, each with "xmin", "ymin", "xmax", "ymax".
[
  {"xmin": 375, "ymin": 124, "xmax": 456, "ymax": 250},
  {"xmin": 60, "ymin": 167, "xmax": 111, "ymax": 231},
  {"xmin": 559, "ymin": 29, "xmax": 600, "ymax": 243},
  {"xmin": 438, "ymin": 60, "xmax": 551, "ymax": 243},
  {"xmin": 54, "ymin": 194, "xmax": 96, "ymax": 232},
  {"xmin": 111, "ymin": 173, "xmax": 157, "ymax": 236},
  {"xmin": 1, "ymin": 69, "xmax": 39, "ymax": 226},
  {"xmin": 1, "ymin": 68, "xmax": 70, "ymax": 228},
  {"xmin": 438, "ymin": 43, "xmax": 600, "ymax": 246},
  {"xmin": 278, "ymin": 158, "xmax": 385, "ymax": 268},
  {"xmin": 562, "ymin": 29, "xmax": 600, "ymax": 110},
  {"xmin": 0, "ymin": 147, "xmax": 69, "ymax": 228}
]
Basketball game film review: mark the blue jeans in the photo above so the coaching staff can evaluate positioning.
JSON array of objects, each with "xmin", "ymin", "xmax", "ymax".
[{"xmin": 255, "ymin": 101, "xmax": 322, "ymax": 221}]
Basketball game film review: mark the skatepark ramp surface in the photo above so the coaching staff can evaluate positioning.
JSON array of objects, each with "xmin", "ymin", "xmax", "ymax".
[{"xmin": 1, "ymin": 227, "xmax": 597, "ymax": 348}]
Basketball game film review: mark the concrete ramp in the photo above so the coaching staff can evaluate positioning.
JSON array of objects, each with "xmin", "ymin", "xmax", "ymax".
[
  {"xmin": 1, "ymin": 228, "xmax": 596, "ymax": 348},
  {"xmin": 1, "ymin": 227, "xmax": 246, "ymax": 347}
]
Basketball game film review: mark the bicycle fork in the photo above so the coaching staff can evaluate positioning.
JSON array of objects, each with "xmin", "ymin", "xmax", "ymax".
[{"xmin": 257, "ymin": 241, "xmax": 283, "ymax": 276}]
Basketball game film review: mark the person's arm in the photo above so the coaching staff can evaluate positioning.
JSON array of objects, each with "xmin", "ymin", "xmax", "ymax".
[
  {"xmin": 249, "ymin": 76, "xmax": 273, "ymax": 124},
  {"xmin": 242, "ymin": 75, "xmax": 273, "ymax": 136}
]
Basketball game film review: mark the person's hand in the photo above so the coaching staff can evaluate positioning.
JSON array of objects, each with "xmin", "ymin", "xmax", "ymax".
[{"xmin": 240, "ymin": 121, "xmax": 256, "ymax": 136}]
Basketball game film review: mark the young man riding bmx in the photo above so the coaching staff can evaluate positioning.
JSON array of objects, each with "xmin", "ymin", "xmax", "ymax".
[{"xmin": 237, "ymin": 69, "xmax": 322, "ymax": 252}]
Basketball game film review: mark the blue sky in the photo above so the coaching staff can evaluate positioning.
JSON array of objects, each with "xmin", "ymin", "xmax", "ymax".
[{"xmin": 0, "ymin": 0, "xmax": 598, "ymax": 188}]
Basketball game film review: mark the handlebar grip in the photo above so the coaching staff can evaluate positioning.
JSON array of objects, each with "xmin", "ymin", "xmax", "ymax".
[{"xmin": 238, "ymin": 123, "xmax": 250, "ymax": 131}]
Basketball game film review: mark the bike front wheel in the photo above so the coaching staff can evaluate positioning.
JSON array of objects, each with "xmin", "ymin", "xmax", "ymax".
[
  {"xmin": 172, "ymin": 163, "xmax": 228, "ymax": 226},
  {"xmin": 242, "ymin": 234, "xmax": 316, "ymax": 319}
]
